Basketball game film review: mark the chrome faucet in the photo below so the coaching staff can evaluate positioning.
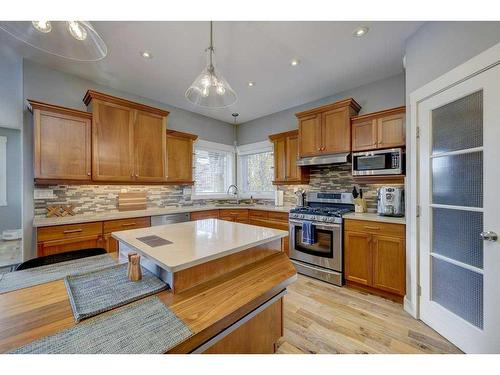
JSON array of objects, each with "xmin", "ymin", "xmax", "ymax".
[{"xmin": 227, "ymin": 184, "xmax": 239, "ymax": 204}]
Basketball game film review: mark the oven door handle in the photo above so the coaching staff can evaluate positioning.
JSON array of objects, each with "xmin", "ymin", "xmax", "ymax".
[{"xmin": 289, "ymin": 219, "xmax": 341, "ymax": 231}]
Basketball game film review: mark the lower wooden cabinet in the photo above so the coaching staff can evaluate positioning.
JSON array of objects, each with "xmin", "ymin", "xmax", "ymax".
[
  {"xmin": 191, "ymin": 210, "xmax": 220, "ymax": 221},
  {"xmin": 36, "ymin": 217, "xmax": 150, "ymax": 256},
  {"xmin": 344, "ymin": 219, "xmax": 406, "ymax": 300},
  {"xmin": 219, "ymin": 209, "xmax": 249, "ymax": 224}
]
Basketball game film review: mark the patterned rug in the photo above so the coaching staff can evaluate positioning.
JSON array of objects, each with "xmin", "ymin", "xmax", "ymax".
[
  {"xmin": 0, "ymin": 254, "xmax": 115, "ymax": 294},
  {"xmin": 10, "ymin": 296, "xmax": 193, "ymax": 354}
]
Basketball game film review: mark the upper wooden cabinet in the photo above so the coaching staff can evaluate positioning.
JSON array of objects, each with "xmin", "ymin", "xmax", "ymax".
[
  {"xmin": 351, "ymin": 106, "xmax": 406, "ymax": 151},
  {"xmin": 166, "ymin": 130, "xmax": 198, "ymax": 184},
  {"xmin": 29, "ymin": 100, "xmax": 92, "ymax": 182},
  {"xmin": 295, "ymin": 98, "xmax": 361, "ymax": 157},
  {"xmin": 269, "ymin": 130, "xmax": 309, "ymax": 185},
  {"xmin": 84, "ymin": 90, "xmax": 169, "ymax": 183}
]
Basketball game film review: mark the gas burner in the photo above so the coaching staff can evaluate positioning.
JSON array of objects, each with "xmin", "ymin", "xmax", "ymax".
[{"xmin": 289, "ymin": 191, "xmax": 354, "ymax": 224}]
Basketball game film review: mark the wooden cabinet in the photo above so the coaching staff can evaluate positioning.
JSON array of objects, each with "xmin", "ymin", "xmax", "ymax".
[
  {"xmin": 103, "ymin": 217, "xmax": 150, "ymax": 252},
  {"xmin": 219, "ymin": 209, "xmax": 249, "ymax": 224},
  {"xmin": 269, "ymin": 130, "xmax": 309, "ymax": 185},
  {"xmin": 249, "ymin": 210, "xmax": 289, "ymax": 256},
  {"xmin": 36, "ymin": 222, "xmax": 104, "ymax": 257},
  {"xmin": 344, "ymin": 219, "xmax": 406, "ymax": 300},
  {"xmin": 191, "ymin": 210, "xmax": 220, "ymax": 221},
  {"xmin": 296, "ymin": 98, "xmax": 361, "ymax": 157},
  {"xmin": 84, "ymin": 90, "xmax": 169, "ymax": 183},
  {"xmin": 166, "ymin": 130, "xmax": 197, "ymax": 184},
  {"xmin": 29, "ymin": 100, "xmax": 92, "ymax": 182},
  {"xmin": 351, "ymin": 106, "xmax": 406, "ymax": 151}
]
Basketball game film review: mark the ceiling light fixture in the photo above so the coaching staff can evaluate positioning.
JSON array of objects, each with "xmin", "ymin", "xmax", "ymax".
[
  {"xmin": 290, "ymin": 58, "xmax": 300, "ymax": 67},
  {"xmin": 0, "ymin": 21, "xmax": 107, "ymax": 61},
  {"xmin": 185, "ymin": 21, "xmax": 237, "ymax": 108},
  {"xmin": 31, "ymin": 21, "xmax": 52, "ymax": 33},
  {"xmin": 353, "ymin": 26, "xmax": 369, "ymax": 38},
  {"xmin": 141, "ymin": 51, "xmax": 153, "ymax": 59},
  {"xmin": 248, "ymin": 81, "xmax": 255, "ymax": 87}
]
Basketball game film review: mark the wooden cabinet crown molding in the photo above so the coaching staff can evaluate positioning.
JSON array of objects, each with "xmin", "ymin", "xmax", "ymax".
[
  {"xmin": 268, "ymin": 129, "xmax": 298, "ymax": 141},
  {"xmin": 27, "ymin": 100, "xmax": 92, "ymax": 119},
  {"xmin": 166, "ymin": 129, "xmax": 199, "ymax": 140},
  {"xmin": 351, "ymin": 106, "xmax": 405, "ymax": 123},
  {"xmin": 294, "ymin": 98, "xmax": 361, "ymax": 118},
  {"xmin": 83, "ymin": 90, "xmax": 170, "ymax": 117}
]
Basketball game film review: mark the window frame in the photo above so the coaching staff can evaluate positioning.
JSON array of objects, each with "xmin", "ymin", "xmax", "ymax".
[
  {"xmin": 237, "ymin": 140, "xmax": 275, "ymax": 199},
  {"xmin": 191, "ymin": 139, "xmax": 236, "ymax": 200},
  {"xmin": 0, "ymin": 136, "xmax": 6, "ymax": 206}
]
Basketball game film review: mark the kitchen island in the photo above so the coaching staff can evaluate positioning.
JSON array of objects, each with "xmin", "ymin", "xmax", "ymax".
[{"xmin": 0, "ymin": 219, "xmax": 296, "ymax": 353}]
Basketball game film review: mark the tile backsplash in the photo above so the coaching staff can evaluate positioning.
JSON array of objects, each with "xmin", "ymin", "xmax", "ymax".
[{"xmin": 33, "ymin": 163, "xmax": 402, "ymax": 217}]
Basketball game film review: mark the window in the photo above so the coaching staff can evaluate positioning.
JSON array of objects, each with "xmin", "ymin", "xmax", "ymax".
[
  {"xmin": 0, "ymin": 136, "xmax": 6, "ymax": 206},
  {"xmin": 237, "ymin": 141, "xmax": 274, "ymax": 199},
  {"xmin": 193, "ymin": 140, "xmax": 235, "ymax": 199}
]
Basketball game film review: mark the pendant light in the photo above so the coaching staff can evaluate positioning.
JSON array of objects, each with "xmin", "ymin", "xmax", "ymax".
[
  {"xmin": 0, "ymin": 21, "xmax": 107, "ymax": 61},
  {"xmin": 185, "ymin": 21, "xmax": 237, "ymax": 108}
]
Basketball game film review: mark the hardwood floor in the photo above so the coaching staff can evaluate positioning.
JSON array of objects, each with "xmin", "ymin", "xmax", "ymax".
[{"xmin": 277, "ymin": 275, "xmax": 462, "ymax": 354}]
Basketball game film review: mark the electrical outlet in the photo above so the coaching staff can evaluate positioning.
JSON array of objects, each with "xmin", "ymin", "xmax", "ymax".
[
  {"xmin": 183, "ymin": 187, "xmax": 192, "ymax": 196},
  {"xmin": 34, "ymin": 189, "xmax": 56, "ymax": 200}
]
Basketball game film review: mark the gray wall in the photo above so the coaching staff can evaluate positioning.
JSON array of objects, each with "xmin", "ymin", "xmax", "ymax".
[
  {"xmin": 236, "ymin": 73, "xmax": 405, "ymax": 145},
  {"xmin": 23, "ymin": 60, "xmax": 236, "ymax": 145},
  {"xmin": 0, "ymin": 128, "xmax": 22, "ymax": 232},
  {"xmin": 405, "ymin": 22, "xmax": 500, "ymax": 95},
  {"xmin": 0, "ymin": 41, "xmax": 23, "ymax": 130}
]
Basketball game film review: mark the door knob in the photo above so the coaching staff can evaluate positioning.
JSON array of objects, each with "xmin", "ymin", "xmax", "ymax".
[{"xmin": 480, "ymin": 231, "xmax": 498, "ymax": 242}]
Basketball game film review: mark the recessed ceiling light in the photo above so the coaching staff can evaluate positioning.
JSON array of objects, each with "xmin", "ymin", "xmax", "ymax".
[
  {"xmin": 290, "ymin": 58, "xmax": 300, "ymax": 67},
  {"xmin": 247, "ymin": 81, "xmax": 255, "ymax": 87},
  {"xmin": 140, "ymin": 51, "xmax": 153, "ymax": 59},
  {"xmin": 32, "ymin": 21, "xmax": 52, "ymax": 33},
  {"xmin": 353, "ymin": 26, "xmax": 369, "ymax": 38}
]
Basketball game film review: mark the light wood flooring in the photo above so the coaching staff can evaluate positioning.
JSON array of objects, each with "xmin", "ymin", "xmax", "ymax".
[{"xmin": 276, "ymin": 274, "xmax": 462, "ymax": 354}]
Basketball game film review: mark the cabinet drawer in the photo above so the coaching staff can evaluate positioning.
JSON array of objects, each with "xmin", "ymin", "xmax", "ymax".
[
  {"xmin": 37, "ymin": 222, "xmax": 103, "ymax": 242},
  {"xmin": 219, "ymin": 209, "xmax": 249, "ymax": 219},
  {"xmin": 344, "ymin": 219, "xmax": 405, "ymax": 238},
  {"xmin": 103, "ymin": 217, "xmax": 150, "ymax": 234},
  {"xmin": 248, "ymin": 210, "xmax": 269, "ymax": 219},
  {"xmin": 268, "ymin": 211, "xmax": 288, "ymax": 223},
  {"xmin": 191, "ymin": 210, "xmax": 219, "ymax": 221}
]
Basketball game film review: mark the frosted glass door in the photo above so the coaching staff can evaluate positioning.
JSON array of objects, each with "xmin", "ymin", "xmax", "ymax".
[{"xmin": 418, "ymin": 64, "xmax": 500, "ymax": 353}]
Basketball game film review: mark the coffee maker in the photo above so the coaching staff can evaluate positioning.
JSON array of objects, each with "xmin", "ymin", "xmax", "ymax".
[{"xmin": 377, "ymin": 186, "xmax": 404, "ymax": 217}]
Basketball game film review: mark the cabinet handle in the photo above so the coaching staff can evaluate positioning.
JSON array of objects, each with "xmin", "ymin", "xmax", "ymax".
[
  {"xmin": 135, "ymin": 174, "xmax": 139, "ymax": 177},
  {"xmin": 87, "ymin": 172, "xmax": 91, "ymax": 176},
  {"xmin": 122, "ymin": 223, "xmax": 136, "ymax": 227},
  {"xmin": 63, "ymin": 229, "xmax": 83, "ymax": 234},
  {"xmin": 317, "ymin": 148, "xmax": 321, "ymax": 151},
  {"xmin": 364, "ymin": 226, "xmax": 380, "ymax": 230}
]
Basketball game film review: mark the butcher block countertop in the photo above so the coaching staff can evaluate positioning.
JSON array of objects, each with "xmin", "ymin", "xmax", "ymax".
[
  {"xmin": 33, "ymin": 204, "xmax": 294, "ymax": 228},
  {"xmin": 112, "ymin": 219, "xmax": 288, "ymax": 272},
  {"xmin": 0, "ymin": 251, "xmax": 296, "ymax": 353}
]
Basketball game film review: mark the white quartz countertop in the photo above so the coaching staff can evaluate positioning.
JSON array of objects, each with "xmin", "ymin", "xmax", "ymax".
[
  {"xmin": 343, "ymin": 212, "xmax": 406, "ymax": 225},
  {"xmin": 32, "ymin": 204, "xmax": 294, "ymax": 228},
  {"xmin": 111, "ymin": 218, "xmax": 288, "ymax": 272}
]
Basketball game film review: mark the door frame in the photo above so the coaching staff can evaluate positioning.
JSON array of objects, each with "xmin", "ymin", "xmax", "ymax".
[{"xmin": 407, "ymin": 42, "xmax": 500, "ymax": 318}]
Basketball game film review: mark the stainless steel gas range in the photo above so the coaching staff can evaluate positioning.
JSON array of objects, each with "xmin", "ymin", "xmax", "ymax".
[{"xmin": 288, "ymin": 191, "xmax": 354, "ymax": 286}]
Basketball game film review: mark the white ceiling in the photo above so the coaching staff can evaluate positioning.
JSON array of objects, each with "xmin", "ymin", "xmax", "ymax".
[{"xmin": 3, "ymin": 21, "xmax": 423, "ymax": 123}]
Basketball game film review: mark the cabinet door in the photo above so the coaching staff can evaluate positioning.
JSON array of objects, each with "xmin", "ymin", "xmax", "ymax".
[
  {"xmin": 285, "ymin": 134, "xmax": 300, "ymax": 181},
  {"xmin": 352, "ymin": 119, "xmax": 377, "ymax": 151},
  {"xmin": 322, "ymin": 107, "xmax": 350, "ymax": 153},
  {"xmin": 134, "ymin": 111, "xmax": 167, "ymax": 182},
  {"xmin": 298, "ymin": 114, "xmax": 321, "ymax": 157},
  {"xmin": 344, "ymin": 231, "xmax": 372, "ymax": 286},
  {"xmin": 377, "ymin": 113, "xmax": 405, "ymax": 148},
  {"xmin": 92, "ymin": 100, "xmax": 135, "ymax": 181},
  {"xmin": 372, "ymin": 235, "xmax": 406, "ymax": 296},
  {"xmin": 273, "ymin": 138, "xmax": 286, "ymax": 182},
  {"xmin": 167, "ymin": 135, "xmax": 193, "ymax": 183},
  {"xmin": 34, "ymin": 109, "xmax": 91, "ymax": 180},
  {"xmin": 37, "ymin": 235, "xmax": 104, "ymax": 257}
]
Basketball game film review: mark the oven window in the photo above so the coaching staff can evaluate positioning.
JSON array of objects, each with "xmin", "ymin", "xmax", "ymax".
[
  {"xmin": 357, "ymin": 155, "xmax": 386, "ymax": 170},
  {"xmin": 294, "ymin": 226, "xmax": 333, "ymax": 258}
]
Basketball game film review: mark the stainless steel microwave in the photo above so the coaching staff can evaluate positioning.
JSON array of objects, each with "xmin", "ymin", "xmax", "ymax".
[{"xmin": 352, "ymin": 148, "xmax": 404, "ymax": 176}]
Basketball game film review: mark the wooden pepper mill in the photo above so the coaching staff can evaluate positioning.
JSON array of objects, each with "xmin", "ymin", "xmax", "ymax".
[
  {"xmin": 128, "ymin": 253, "xmax": 142, "ymax": 281},
  {"xmin": 127, "ymin": 252, "xmax": 137, "ymax": 279}
]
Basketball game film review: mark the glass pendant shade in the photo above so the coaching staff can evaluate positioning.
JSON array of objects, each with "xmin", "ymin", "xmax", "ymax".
[
  {"xmin": 185, "ymin": 22, "xmax": 237, "ymax": 108},
  {"xmin": 0, "ymin": 21, "xmax": 107, "ymax": 61}
]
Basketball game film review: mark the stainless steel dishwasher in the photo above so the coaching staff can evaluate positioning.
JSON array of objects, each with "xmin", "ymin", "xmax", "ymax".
[{"xmin": 150, "ymin": 212, "xmax": 190, "ymax": 226}]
